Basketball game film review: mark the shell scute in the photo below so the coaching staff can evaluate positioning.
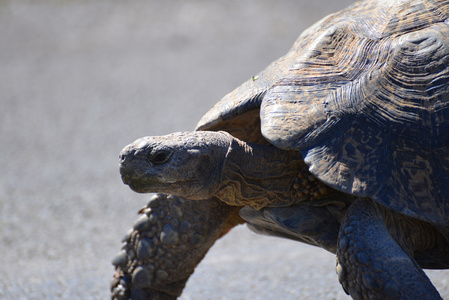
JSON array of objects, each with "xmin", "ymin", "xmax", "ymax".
[{"xmin": 259, "ymin": 1, "xmax": 449, "ymax": 225}]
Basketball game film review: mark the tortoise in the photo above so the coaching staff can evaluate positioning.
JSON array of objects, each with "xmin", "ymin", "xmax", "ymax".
[{"xmin": 112, "ymin": 0, "xmax": 449, "ymax": 299}]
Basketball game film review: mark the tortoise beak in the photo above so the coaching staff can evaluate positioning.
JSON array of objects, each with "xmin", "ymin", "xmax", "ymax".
[
  {"xmin": 119, "ymin": 146, "xmax": 157, "ymax": 193},
  {"xmin": 120, "ymin": 167, "xmax": 131, "ymax": 185},
  {"xmin": 119, "ymin": 147, "xmax": 138, "ymax": 186}
]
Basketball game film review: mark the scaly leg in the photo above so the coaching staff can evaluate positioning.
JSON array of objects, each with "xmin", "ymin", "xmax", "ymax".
[
  {"xmin": 111, "ymin": 194, "xmax": 243, "ymax": 300},
  {"xmin": 336, "ymin": 198, "xmax": 441, "ymax": 300}
]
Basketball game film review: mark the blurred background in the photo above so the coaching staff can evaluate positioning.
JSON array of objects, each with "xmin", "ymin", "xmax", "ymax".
[{"xmin": 1, "ymin": 0, "xmax": 448, "ymax": 299}]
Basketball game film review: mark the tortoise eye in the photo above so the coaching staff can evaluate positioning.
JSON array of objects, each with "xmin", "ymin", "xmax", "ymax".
[{"xmin": 150, "ymin": 151, "xmax": 172, "ymax": 164}]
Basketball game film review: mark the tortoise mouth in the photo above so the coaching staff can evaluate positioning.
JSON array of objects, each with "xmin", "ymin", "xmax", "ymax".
[
  {"xmin": 121, "ymin": 168, "xmax": 206, "ymax": 197},
  {"xmin": 120, "ymin": 171, "xmax": 152, "ymax": 193},
  {"xmin": 119, "ymin": 163, "xmax": 157, "ymax": 193},
  {"xmin": 122, "ymin": 176, "xmax": 173, "ymax": 194},
  {"xmin": 126, "ymin": 181, "xmax": 155, "ymax": 194}
]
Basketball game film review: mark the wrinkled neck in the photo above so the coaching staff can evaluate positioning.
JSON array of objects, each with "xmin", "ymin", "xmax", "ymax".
[{"xmin": 215, "ymin": 138, "xmax": 305, "ymax": 209}]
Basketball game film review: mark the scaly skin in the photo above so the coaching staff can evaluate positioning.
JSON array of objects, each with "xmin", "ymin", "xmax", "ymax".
[
  {"xmin": 119, "ymin": 131, "xmax": 327, "ymax": 208},
  {"xmin": 111, "ymin": 193, "xmax": 243, "ymax": 300},
  {"xmin": 240, "ymin": 193, "xmax": 353, "ymax": 253},
  {"xmin": 336, "ymin": 198, "xmax": 443, "ymax": 300}
]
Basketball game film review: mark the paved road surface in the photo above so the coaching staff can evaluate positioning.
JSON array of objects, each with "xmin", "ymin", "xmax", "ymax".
[{"xmin": 1, "ymin": 1, "xmax": 448, "ymax": 299}]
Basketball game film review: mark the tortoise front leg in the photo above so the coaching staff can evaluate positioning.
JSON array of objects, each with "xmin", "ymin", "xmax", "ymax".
[
  {"xmin": 336, "ymin": 198, "xmax": 441, "ymax": 300},
  {"xmin": 111, "ymin": 193, "xmax": 243, "ymax": 300}
]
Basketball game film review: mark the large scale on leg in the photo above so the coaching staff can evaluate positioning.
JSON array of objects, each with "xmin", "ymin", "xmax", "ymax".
[{"xmin": 113, "ymin": 0, "xmax": 449, "ymax": 299}]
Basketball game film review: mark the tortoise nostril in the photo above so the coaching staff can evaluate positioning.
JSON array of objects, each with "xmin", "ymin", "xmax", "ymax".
[{"xmin": 119, "ymin": 149, "xmax": 132, "ymax": 164}]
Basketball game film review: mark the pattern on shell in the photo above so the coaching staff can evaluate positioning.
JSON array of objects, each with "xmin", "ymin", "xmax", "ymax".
[{"xmin": 200, "ymin": 0, "xmax": 449, "ymax": 226}]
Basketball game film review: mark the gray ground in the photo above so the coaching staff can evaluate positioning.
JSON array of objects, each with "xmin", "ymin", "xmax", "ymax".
[{"xmin": 1, "ymin": 0, "xmax": 448, "ymax": 299}]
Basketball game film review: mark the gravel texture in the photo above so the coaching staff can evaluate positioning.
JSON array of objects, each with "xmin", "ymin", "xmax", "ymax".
[{"xmin": 1, "ymin": 0, "xmax": 448, "ymax": 299}]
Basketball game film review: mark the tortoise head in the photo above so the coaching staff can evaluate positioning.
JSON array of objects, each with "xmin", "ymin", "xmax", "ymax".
[{"xmin": 119, "ymin": 131, "xmax": 232, "ymax": 200}]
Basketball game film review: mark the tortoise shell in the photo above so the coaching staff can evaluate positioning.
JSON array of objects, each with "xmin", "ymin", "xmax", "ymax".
[{"xmin": 198, "ymin": 0, "xmax": 449, "ymax": 226}]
